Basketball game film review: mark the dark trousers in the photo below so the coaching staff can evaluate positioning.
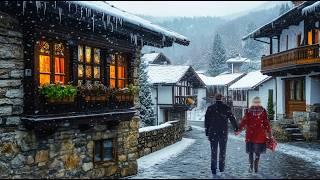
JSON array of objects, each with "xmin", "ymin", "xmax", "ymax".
[{"xmin": 209, "ymin": 132, "xmax": 228, "ymax": 174}]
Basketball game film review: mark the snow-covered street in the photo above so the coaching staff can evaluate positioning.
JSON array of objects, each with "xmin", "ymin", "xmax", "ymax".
[{"xmin": 130, "ymin": 121, "xmax": 320, "ymax": 179}]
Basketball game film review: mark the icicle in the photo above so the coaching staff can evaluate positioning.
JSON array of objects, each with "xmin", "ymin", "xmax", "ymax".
[
  {"xmin": 162, "ymin": 35, "xmax": 166, "ymax": 46},
  {"xmin": 115, "ymin": 17, "xmax": 118, "ymax": 30},
  {"xmin": 119, "ymin": 18, "xmax": 123, "ymax": 26},
  {"xmin": 85, "ymin": 8, "xmax": 88, "ymax": 17},
  {"xmin": 107, "ymin": 15, "xmax": 111, "ymax": 26},
  {"xmin": 141, "ymin": 38, "xmax": 143, "ymax": 47},
  {"xmin": 35, "ymin": 1, "xmax": 41, "ymax": 14},
  {"xmin": 80, "ymin": 7, "xmax": 83, "ymax": 18},
  {"xmin": 68, "ymin": 2, "xmax": 71, "ymax": 12},
  {"xmin": 22, "ymin": 1, "xmax": 26, "ymax": 15},
  {"xmin": 134, "ymin": 35, "xmax": 138, "ymax": 46},
  {"xmin": 110, "ymin": 23, "xmax": 114, "ymax": 32},
  {"xmin": 44, "ymin": 2, "xmax": 47, "ymax": 15},
  {"xmin": 92, "ymin": 14, "xmax": 95, "ymax": 32},
  {"xmin": 54, "ymin": 1, "xmax": 56, "ymax": 9},
  {"xmin": 58, "ymin": 8, "xmax": 62, "ymax": 23},
  {"xmin": 130, "ymin": 33, "xmax": 133, "ymax": 43},
  {"xmin": 102, "ymin": 13, "xmax": 106, "ymax": 30},
  {"xmin": 75, "ymin": 4, "xmax": 77, "ymax": 13}
]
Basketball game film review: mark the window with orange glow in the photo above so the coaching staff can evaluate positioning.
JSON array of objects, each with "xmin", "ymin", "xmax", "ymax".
[
  {"xmin": 308, "ymin": 31, "xmax": 313, "ymax": 45},
  {"xmin": 78, "ymin": 46, "xmax": 101, "ymax": 85},
  {"xmin": 38, "ymin": 41, "xmax": 66, "ymax": 85},
  {"xmin": 315, "ymin": 30, "xmax": 319, "ymax": 44},
  {"xmin": 109, "ymin": 54, "xmax": 128, "ymax": 89}
]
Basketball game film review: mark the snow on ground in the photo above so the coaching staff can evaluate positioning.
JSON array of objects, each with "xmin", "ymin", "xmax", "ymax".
[
  {"xmin": 191, "ymin": 125, "xmax": 320, "ymax": 167},
  {"xmin": 138, "ymin": 138, "xmax": 196, "ymax": 169}
]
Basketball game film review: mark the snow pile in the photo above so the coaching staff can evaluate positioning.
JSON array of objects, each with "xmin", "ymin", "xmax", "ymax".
[
  {"xmin": 229, "ymin": 70, "xmax": 271, "ymax": 90},
  {"xmin": 137, "ymin": 138, "xmax": 195, "ymax": 169},
  {"xmin": 147, "ymin": 65, "xmax": 190, "ymax": 84},
  {"xmin": 198, "ymin": 73, "xmax": 244, "ymax": 86},
  {"xmin": 141, "ymin": 53, "xmax": 160, "ymax": 64},
  {"xmin": 70, "ymin": 1, "xmax": 189, "ymax": 44},
  {"xmin": 139, "ymin": 121, "xmax": 179, "ymax": 133},
  {"xmin": 302, "ymin": 1, "xmax": 320, "ymax": 15}
]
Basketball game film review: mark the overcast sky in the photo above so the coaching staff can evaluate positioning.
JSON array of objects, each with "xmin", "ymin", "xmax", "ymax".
[{"xmin": 108, "ymin": 1, "xmax": 267, "ymax": 17}]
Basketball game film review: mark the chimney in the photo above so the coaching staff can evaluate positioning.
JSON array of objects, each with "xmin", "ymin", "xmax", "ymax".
[{"xmin": 291, "ymin": 1, "xmax": 304, "ymax": 7}]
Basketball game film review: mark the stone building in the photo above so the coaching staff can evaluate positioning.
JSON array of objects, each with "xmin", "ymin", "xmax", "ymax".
[{"xmin": 0, "ymin": 1, "xmax": 189, "ymax": 178}]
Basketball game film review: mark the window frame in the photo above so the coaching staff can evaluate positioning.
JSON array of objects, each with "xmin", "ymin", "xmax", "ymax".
[
  {"xmin": 77, "ymin": 45, "xmax": 102, "ymax": 85},
  {"xmin": 109, "ymin": 53, "xmax": 130, "ymax": 89},
  {"xmin": 35, "ymin": 40, "xmax": 69, "ymax": 86},
  {"xmin": 93, "ymin": 138, "xmax": 117, "ymax": 164}
]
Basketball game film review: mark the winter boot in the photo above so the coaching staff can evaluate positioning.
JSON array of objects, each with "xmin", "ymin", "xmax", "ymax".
[
  {"xmin": 254, "ymin": 159, "xmax": 259, "ymax": 173},
  {"xmin": 248, "ymin": 164, "xmax": 253, "ymax": 173}
]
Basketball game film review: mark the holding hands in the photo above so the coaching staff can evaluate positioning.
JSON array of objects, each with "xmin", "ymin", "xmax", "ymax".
[{"xmin": 234, "ymin": 131, "xmax": 241, "ymax": 136}]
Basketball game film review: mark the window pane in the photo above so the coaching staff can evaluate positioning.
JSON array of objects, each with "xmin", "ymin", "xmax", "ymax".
[
  {"xmin": 308, "ymin": 31, "xmax": 313, "ymax": 45},
  {"xmin": 85, "ymin": 46, "xmax": 91, "ymax": 63},
  {"xmin": 94, "ymin": 66, "xmax": 100, "ymax": 79},
  {"xmin": 54, "ymin": 43, "xmax": 64, "ymax": 56},
  {"xmin": 94, "ymin": 48, "xmax": 100, "ymax": 64},
  {"xmin": 78, "ymin": 45, "xmax": 84, "ymax": 62},
  {"xmin": 86, "ymin": 66, "xmax": 92, "ymax": 78},
  {"xmin": 40, "ymin": 74, "xmax": 50, "ymax": 85},
  {"xmin": 39, "ymin": 41, "xmax": 50, "ymax": 54},
  {"xmin": 103, "ymin": 140, "xmax": 113, "ymax": 161},
  {"xmin": 290, "ymin": 81, "xmax": 295, "ymax": 100},
  {"xmin": 40, "ymin": 55, "xmax": 50, "ymax": 73},
  {"xmin": 118, "ymin": 80, "xmax": 124, "ymax": 89},
  {"xmin": 110, "ymin": 79, "xmax": 116, "ymax": 88},
  {"xmin": 78, "ymin": 65, "xmax": 84, "ymax": 78},
  {"xmin": 296, "ymin": 80, "xmax": 302, "ymax": 101},
  {"xmin": 55, "ymin": 75, "xmax": 64, "ymax": 84},
  {"xmin": 117, "ymin": 66, "xmax": 125, "ymax": 79},
  {"xmin": 94, "ymin": 141, "xmax": 102, "ymax": 162}
]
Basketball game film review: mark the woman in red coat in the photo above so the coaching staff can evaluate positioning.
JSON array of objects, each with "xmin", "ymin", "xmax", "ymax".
[{"xmin": 235, "ymin": 97, "xmax": 272, "ymax": 173}]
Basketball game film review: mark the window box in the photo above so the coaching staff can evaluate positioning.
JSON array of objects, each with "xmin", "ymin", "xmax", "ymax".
[
  {"xmin": 47, "ymin": 96, "xmax": 75, "ymax": 104},
  {"xmin": 84, "ymin": 95, "xmax": 109, "ymax": 102},
  {"xmin": 78, "ymin": 83, "xmax": 110, "ymax": 103}
]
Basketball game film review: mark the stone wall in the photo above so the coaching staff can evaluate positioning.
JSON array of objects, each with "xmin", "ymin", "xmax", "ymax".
[
  {"xmin": 293, "ymin": 112, "xmax": 320, "ymax": 140},
  {"xmin": 0, "ymin": 12, "xmax": 24, "ymax": 127},
  {"xmin": 137, "ymin": 120, "xmax": 184, "ymax": 157},
  {"xmin": 0, "ymin": 117, "xmax": 140, "ymax": 178}
]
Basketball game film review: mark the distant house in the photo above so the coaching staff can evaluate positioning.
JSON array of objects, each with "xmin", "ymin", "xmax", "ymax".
[
  {"xmin": 198, "ymin": 72, "xmax": 245, "ymax": 104},
  {"xmin": 147, "ymin": 63, "xmax": 205, "ymax": 127},
  {"xmin": 141, "ymin": 52, "xmax": 172, "ymax": 65},
  {"xmin": 226, "ymin": 54, "xmax": 251, "ymax": 73},
  {"xmin": 229, "ymin": 71, "xmax": 276, "ymax": 119}
]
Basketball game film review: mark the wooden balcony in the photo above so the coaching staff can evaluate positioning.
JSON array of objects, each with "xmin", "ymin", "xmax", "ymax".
[
  {"xmin": 174, "ymin": 95, "xmax": 197, "ymax": 108},
  {"xmin": 261, "ymin": 44, "xmax": 320, "ymax": 74}
]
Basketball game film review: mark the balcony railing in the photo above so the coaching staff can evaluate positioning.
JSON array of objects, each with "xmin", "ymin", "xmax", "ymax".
[
  {"xmin": 174, "ymin": 95, "xmax": 197, "ymax": 106},
  {"xmin": 261, "ymin": 44, "xmax": 320, "ymax": 71}
]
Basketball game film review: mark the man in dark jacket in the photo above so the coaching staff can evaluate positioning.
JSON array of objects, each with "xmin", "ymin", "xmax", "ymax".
[{"xmin": 205, "ymin": 94, "xmax": 238, "ymax": 175}]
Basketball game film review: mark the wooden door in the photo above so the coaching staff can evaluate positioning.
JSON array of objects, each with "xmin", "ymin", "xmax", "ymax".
[{"xmin": 285, "ymin": 79, "xmax": 306, "ymax": 118}]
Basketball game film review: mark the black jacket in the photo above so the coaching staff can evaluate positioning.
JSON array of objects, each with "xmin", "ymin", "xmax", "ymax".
[{"xmin": 205, "ymin": 101, "xmax": 239, "ymax": 137}]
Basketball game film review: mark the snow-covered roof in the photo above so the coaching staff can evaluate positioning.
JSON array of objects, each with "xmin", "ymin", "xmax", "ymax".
[
  {"xmin": 141, "ymin": 53, "xmax": 160, "ymax": 63},
  {"xmin": 302, "ymin": 1, "xmax": 320, "ymax": 15},
  {"xmin": 198, "ymin": 73, "xmax": 244, "ymax": 86},
  {"xmin": 147, "ymin": 65, "xmax": 190, "ymax": 84},
  {"xmin": 226, "ymin": 56, "xmax": 250, "ymax": 63},
  {"xmin": 242, "ymin": 1, "xmax": 310, "ymax": 40},
  {"xmin": 229, "ymin": 71, "xmax": 271, "ymax": 90},
  {"xmin": 70, "ymin": 1, "xmax": 189, "ymax": 46}
]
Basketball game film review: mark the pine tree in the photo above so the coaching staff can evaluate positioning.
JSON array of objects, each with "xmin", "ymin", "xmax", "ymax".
[
  {"xmin": 243, "ymin": 22, "xmax": 264, "ymax": 61},
  {"xmin": 267, "ymin": 91, "xmax": 275, "ymax": 120},
  {"xmin": 208, "ymin": 33, "xmax": 227, "ymax": 76},
  {"xmin": 139, "ymin": 60, "xmax": 155, "ymax": 127},
  {"xmin": 279, "ymin": 3, "xmax": 291, "ymax": 15}
]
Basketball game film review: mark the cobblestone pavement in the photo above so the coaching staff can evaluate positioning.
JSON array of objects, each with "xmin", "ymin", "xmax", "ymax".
[{"xmin": 131, "ymin": 121, "xmax": 320, "ymax": 179}]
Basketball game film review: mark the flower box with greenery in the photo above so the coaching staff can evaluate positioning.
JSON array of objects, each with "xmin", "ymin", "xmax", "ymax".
[
  {"xmin": 39, "ymin": 83, "xmax": 77, "ymax": 104},
  {"xmin": 111, "ymin": 84, "xmax": 138, "ymax": 103},
  {"xmin": 78, "ymin": 83, "xmax": 110, "ymax": 102}
]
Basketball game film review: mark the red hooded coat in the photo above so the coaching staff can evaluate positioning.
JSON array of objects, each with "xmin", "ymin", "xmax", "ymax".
[{"xmin": 239, "ymin": 106, "xmax": 271, "ymax": 144}]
